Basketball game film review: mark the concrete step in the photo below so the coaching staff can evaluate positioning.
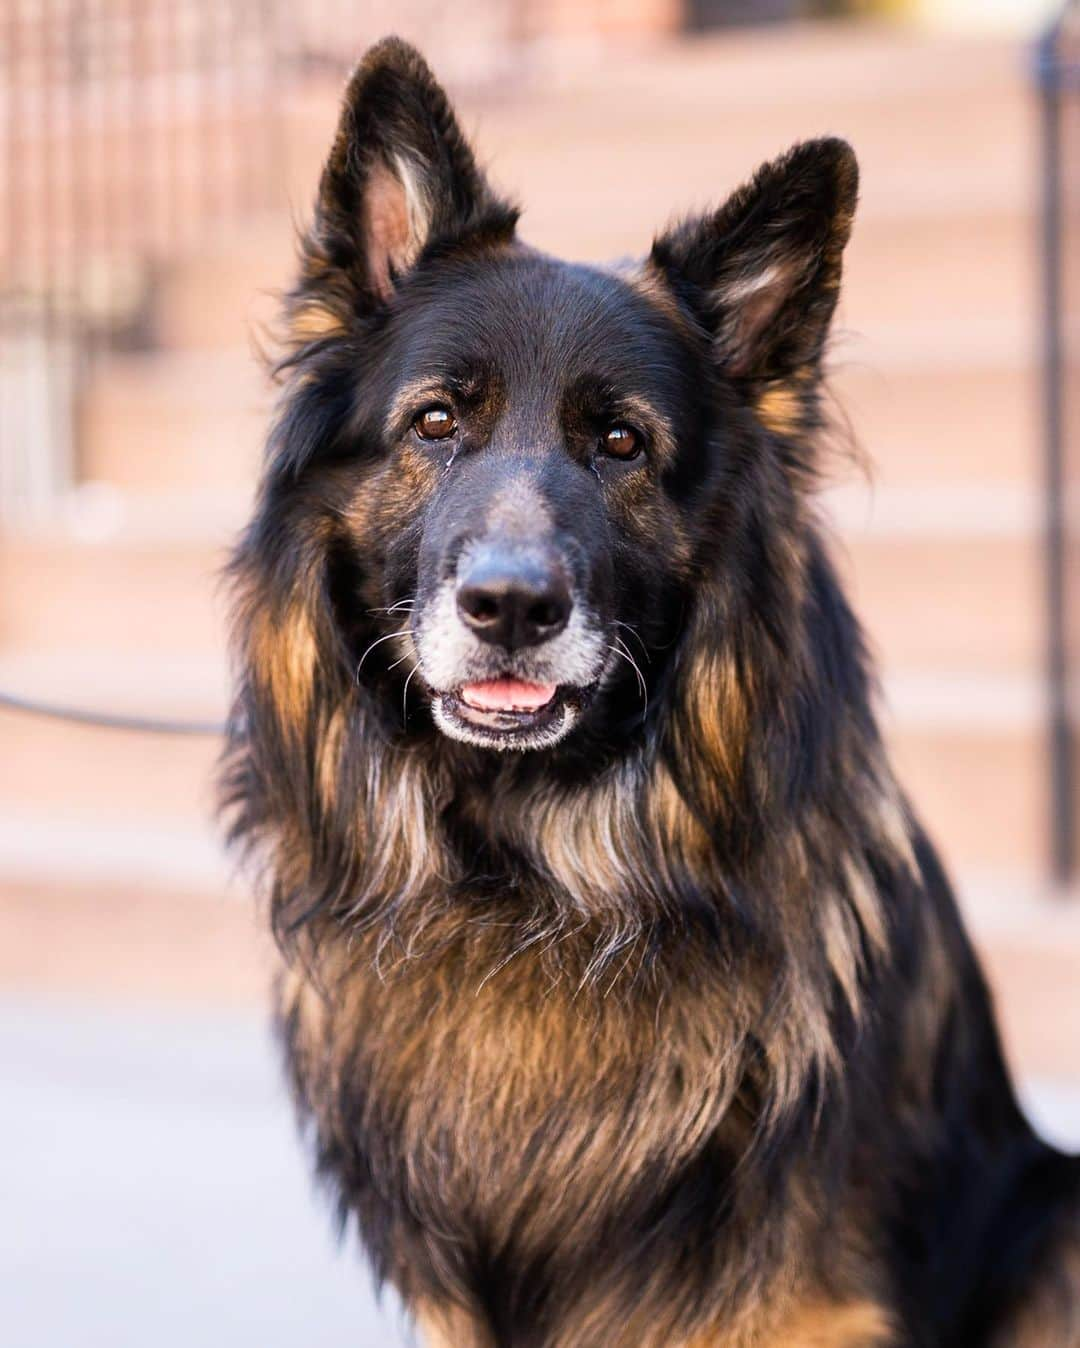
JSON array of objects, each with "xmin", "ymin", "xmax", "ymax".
[
  {"xmin": 278, "ymin": 26, "xmax": 1033, "ymax": 216},
  {"xmin": 0, "ymin": 805, "xmax": 226, "ymax": 895},
  {"xmin": 839, "ymin": 206, "xmax": 1035, "ymax": 329},
  {"xmin": 81, "ymin": 349, "xmax": 271, "ymax": 490},
  {"xmin": 829, "ymin": 344, "xmax": 1039, "ymax": 490},
  {"xmin": 0, "ymin": 492, "xmax": 240, "ymax": 653},
  {"xmin": 883, "ymin": 671, "xmax": 1048, "ymax": 875},
  {"xmin": 0, "ymin": 873, "xmax": 268, "ymax": 1009},
  {"xmin": 529, "ymin": 22, "xmax": 1027, "ymax": 114},
  {"xmin": 0, "ymin": 645, "xmax": 223, "ymax": 833},
  {"xmin": 0, "ymin": 703, "xmax": 222, "ymax": 832},
  {"xmin": 826, "ymin": 482, "xmax": 1044, "ymax": 674},
  {"xmin": 0, "ymin": 645, "xmax": 229, "ymax": 721}
]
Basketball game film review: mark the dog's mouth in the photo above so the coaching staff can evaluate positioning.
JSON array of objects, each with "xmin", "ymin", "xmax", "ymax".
[
  {"xmin": 430, "ymin": 677, "xmax": 593, "ymax": 750},
  {"xmin": 461, "ymin": 678, "xmax": 558, "ymax": 714}
]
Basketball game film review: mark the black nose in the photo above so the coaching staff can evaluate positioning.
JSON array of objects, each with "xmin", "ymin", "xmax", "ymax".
[{"xmin": 456, "ymin": 550, "xmax": 572, "ymax": 650}]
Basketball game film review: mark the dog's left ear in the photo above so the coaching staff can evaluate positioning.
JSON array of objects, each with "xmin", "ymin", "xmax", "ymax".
[
  {"xmin": 649, "ymin": 139, "xmax": 858, "ymax": 390},
  {"xmin": 305, "ymin": 37, "xmax": 516, "ymax": 308}
]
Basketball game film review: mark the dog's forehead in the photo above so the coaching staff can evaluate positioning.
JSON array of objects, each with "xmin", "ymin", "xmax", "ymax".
[{"xmin": 394, "ymin": 251, "xmax": 684, "ymax": 393}]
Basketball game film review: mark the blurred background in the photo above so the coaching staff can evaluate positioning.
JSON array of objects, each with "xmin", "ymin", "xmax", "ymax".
[{"xmin": 1, "ymin": 0, "xmax": 1078, "ymax": 1343}]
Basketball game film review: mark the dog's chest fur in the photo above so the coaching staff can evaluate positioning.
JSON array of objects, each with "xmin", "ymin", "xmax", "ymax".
[{"xmin": 276, "ymin": 908, "xmax": 882, "ymax": 1346}]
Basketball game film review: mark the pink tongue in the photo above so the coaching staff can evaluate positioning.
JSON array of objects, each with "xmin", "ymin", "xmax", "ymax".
[{"xmin": 461, "ymin": 679, "xmax": 557, "ymax": 712}]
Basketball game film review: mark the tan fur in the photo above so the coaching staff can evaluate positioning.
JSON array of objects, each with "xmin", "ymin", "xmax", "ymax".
[
  {"xmin": 756, "ymin": 381, "xmax": 805, "ymax": 437},
  {"xmin": 754, "ymin": 1298, "xmax": 895, "ymax": 1347},
  {"xmin": 249, "ymin": 600, "xmax": 319, "ymax": 735},
  {"xmin": 678, "ymin": 646, "xmax": 752, "ymax": 805},
  {"xmin": 872, "ymin": 784, "xmax": 919, "ymax": 879},
  {"xmin": 278, "ymin": 763, "xmax": 912, "ymax": 1342},
  {"xmin": 315, "ymin": 704, "xmax": 347, "ymax": 809},
  {"xmin": 287, "ymin": 300, "xmax": 349, "ymax": 344},
  {"xmin": 418, "ymin": 1303, "xmax": 492, "ymax": 1348},
  {"xmin": 284, "ymin": 923, "xmax": 772, "ymax": 1292},
  {"xmin": 367, "ymin": 442, "xmax": 441, "ymax": 524}
]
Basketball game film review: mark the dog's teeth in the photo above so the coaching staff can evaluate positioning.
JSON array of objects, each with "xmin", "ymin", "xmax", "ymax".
[{"xmin": 461, "ymin": 679, "xmax": 557, "ymax": 712}]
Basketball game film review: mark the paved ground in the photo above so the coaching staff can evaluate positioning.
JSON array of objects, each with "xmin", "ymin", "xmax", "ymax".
[
  {"xmin": 0, "ymin": 999, "xmax": 410, "ymax": 1348},
  {"xmin": 3, "ymin": 998, "xmax": 1078, "ymax": 1348}
]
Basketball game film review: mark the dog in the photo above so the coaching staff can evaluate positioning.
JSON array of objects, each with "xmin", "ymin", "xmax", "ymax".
[{"xmin": 222, "ymin": 37, "xmax": 1080, "ymax": 1347}]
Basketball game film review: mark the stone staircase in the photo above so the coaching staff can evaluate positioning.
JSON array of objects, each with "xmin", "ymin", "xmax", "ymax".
[{"xmin": 2, "ymin": 22, "xmax": 1076, "ymax": 1078}]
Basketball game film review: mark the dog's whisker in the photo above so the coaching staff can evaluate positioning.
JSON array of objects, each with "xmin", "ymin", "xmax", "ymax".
[
  {"xmin": 401, "ymin": 661, "xmax": 420, "ymax": 725},
  {"xmin": 608, "ymin": 640, "xmax": 648, "ymax": 715},
  {"xmin": 367, "ymin": 599, "xmax": 417, "ymax": 617},
  {"xmin": 614, "ymin": 620, "xmax": 650, "ymax": 664},
  {"xmin": 356, "ymin": 626, "xmax": 411, "ymax": 681},
  {"xmin": 386, "ymin": 644, "xmax": 417, "ymax": 673}
]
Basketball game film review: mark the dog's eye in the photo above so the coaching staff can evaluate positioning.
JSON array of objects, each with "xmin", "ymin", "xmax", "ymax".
[
  {"xmin": 413, "ymin": 406, "xmax": 457, "ymax": 441},
  {"xmin": 599, "ymin": 425, "xmax": 642, "ymax": 460}
]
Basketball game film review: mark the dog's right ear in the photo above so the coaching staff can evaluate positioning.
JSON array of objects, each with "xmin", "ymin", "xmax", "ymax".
[
  {"xmin": 649, "ymin": 139, "xmax": 857, "ymax": 391},
  {"xmin": 303, "ymin": 37, "xmax": 516, "ymax": 310}
]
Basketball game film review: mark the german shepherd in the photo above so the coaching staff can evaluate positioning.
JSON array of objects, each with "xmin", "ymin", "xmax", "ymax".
[{"xmin": 223, "ymin": 37, "xmax": 1080, "ymax": 1347}]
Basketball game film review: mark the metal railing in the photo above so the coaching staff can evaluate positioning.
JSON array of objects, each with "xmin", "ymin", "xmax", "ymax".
[
  {"xmin": 0, "ymin": 0, "xmax": 283, "ymax": 518},
  {"xmin": 1037, "ymin": 0, "xmax": 1080, "ymax": 883},
  {"xmin": 0, "ymin": 0, "xmax": 525, "ymax": 521}
]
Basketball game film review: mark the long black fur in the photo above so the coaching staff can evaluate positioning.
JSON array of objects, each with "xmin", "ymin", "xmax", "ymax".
[{"xmin": 222, "ymin": 38, "xmax": 1080, "ymax": 1348}]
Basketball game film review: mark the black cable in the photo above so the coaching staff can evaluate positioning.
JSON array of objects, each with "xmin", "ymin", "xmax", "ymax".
[{"xmin": 0, "ymin": 689, "xmax": 226, "ymax": 736}]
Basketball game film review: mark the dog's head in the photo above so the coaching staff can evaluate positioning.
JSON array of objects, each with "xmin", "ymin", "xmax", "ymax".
[{"xmin": 251, "ymin": 38, "xmax": 857, "ymax": 757}]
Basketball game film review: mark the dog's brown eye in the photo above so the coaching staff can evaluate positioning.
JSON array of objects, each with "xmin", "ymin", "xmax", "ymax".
[
  {"xmin": 413, "ymin": 407, "xmax": 457, "ymax": 441},
  {"xmin": 599, "ymin": 425, "xmax": 642, "ymax": 460}
]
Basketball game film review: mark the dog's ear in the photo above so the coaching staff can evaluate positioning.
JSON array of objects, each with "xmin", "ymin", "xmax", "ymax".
[
  {"xmin": 305, "ymin": 37, "xmax": 516, "ymax": 308},
  {"xmin": 649, "ymin": 139, "xmax": 857, "ymax": 391}
]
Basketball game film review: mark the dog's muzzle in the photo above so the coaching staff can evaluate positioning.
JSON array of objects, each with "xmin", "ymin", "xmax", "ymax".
[{"xmin": 414, "ymin": 539, "xmax": 607, "ymax": 751}]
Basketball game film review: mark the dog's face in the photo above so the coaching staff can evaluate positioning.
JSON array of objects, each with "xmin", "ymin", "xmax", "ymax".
[
  {"xmin": 263, "ymin": 40, "xmax": 856, "ymax": 755},
  {"xmin": 361, "ymin": 251, "xmax": 705, "ymax": 750}
]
